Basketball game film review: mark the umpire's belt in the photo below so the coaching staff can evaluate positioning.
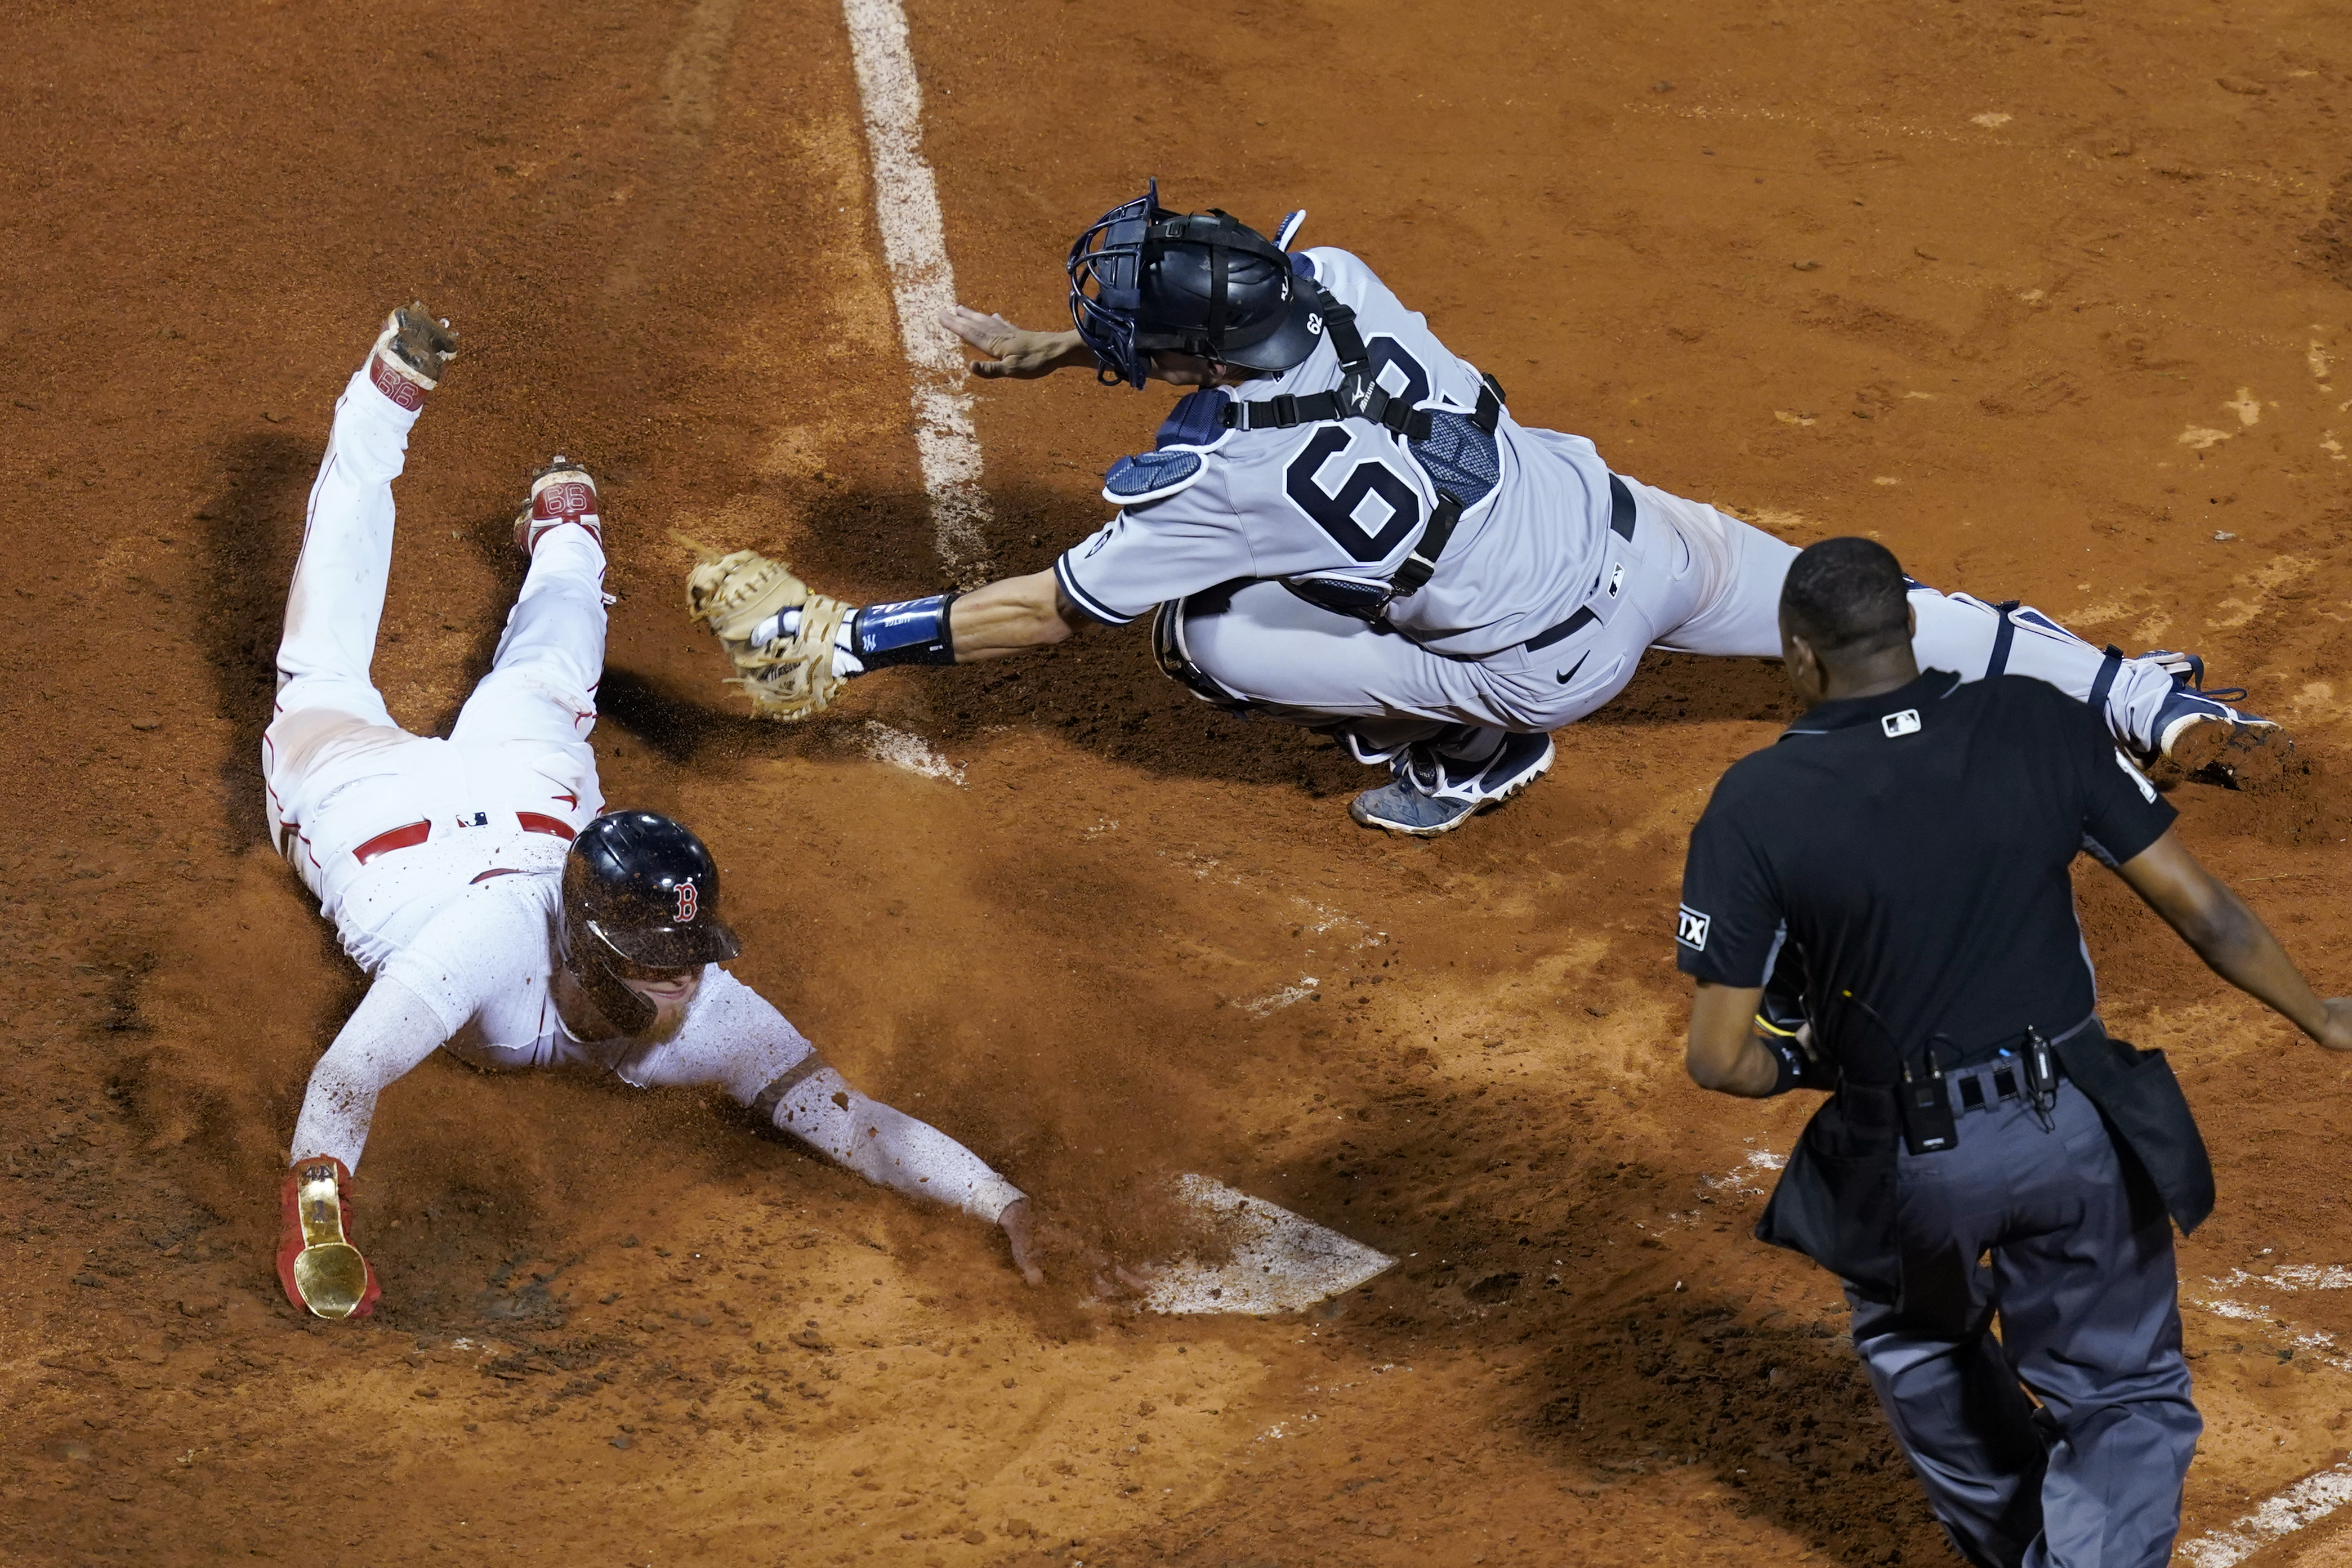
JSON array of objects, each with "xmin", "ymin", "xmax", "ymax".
[
  {"xmin": 1523, "ymin": 475, "xmax": 1641, "ymax": 654},
  {"xmin": 1942, "ymin": 1053, "xmax": 2067, "ymax": 1116}
]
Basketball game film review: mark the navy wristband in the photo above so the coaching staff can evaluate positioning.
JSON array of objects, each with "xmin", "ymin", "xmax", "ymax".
[{"xmin": 852, "ymin": 592, "xmax": 962, "ymax": 669}]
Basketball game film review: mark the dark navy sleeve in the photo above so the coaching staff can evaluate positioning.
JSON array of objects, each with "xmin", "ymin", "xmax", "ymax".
[
  {"xmin": 2059, "ymin": 693, "xmax": 2176, "ymax": 866},
  {"xmin": 1675, "ymin": 780, "xmax": 1788, "ymax": 988}
]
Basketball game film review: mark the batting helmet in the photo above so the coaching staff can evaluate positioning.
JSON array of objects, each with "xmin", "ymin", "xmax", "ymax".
[
  {"xmin": 1066, "ymin": 181, "xmax": 1323, "ymax": 388},
  {"xmin": 558, "ymin": 811, "xmax": 742, "ymax": 1037}
]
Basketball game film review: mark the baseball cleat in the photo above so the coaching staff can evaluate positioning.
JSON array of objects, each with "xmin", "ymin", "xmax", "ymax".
[
  {"xmin": 513, "ymin": 457, "xmax": 605, "ymax": 556},
  {"xmin": 1348, "ymin": 730, "xmax": 1555, "ymax": 836},
  {"xmin": 276, "ymin": 1156, "xmax": 381, "ymax": 1321},
  {"xmin": 2140, "ymin": 649, "xmax": 2208, "ymax": 690},
  {"xmin": 2133, "ymin": 649, "xmax": 2286, "ymax": 780},
  {"xmin": 366, "ymin": 302, "xmax": 457, "ymax": 411},
  {"xmin": 2156, "ymin": 690, "xmax": 2286, "ymax": 779}
]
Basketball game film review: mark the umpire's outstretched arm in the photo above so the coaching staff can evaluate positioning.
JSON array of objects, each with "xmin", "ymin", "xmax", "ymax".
[{"xmin": 2113, "ymin": 829, "xmax": 2352, "ymax": 1048}]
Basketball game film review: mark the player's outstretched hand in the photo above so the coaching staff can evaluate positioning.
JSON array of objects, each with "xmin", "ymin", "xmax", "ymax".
[
  {"xmin": 2313, "ymin": 997, "xmax": 2352, "ymax": 1052},
  {"xmin": 1091, "ymin": 1257, "xmax": 1159, "ymax": 1303},
  {"xmin": 939, "ymin": 305, "xmax": 1087, "ymax": 379},
  {"xmin": 998, "ymin": 1199, "xmax": 1163, "ymax": 1298},
  {"xmin": 998, "ymin": 1198, "xmax": 1045, "ymax": 1285}
]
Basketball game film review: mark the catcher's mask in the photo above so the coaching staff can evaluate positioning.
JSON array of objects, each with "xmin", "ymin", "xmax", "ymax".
[
  {"xmin": 1066, "ymin": 180, "xmax": 1323, "ymax": 388},
  {"xmin": 559, "ymin": 811, "xmax": 741, "ymax": 1037}
]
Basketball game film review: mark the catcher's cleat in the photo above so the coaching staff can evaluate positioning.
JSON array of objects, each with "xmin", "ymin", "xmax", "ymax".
[
  {"xmin": 366, "ymin": 302, "xmax": 457, "ymax": 412},
  {"xmin": 2158, "ymin": 694, "xmax": 2287, "ymax": 781},
  {"xmin": 513, "ymin": 457, "xmax": 605, "ymax": 556},
  {"xmin": 276, "ymin": 1156, "xmax": 381, "ymax": 1321},
  {"xmin": 2143, "ymin": 653, "xmax": 2287, "ymax": 782},
  {"xmin": 2140, "ymin": 649, "xmax": 2208, "ymax": 690},
  {"xmin": 1349, "ymin": 729, "xmax": 1555, "ymax": 837}
]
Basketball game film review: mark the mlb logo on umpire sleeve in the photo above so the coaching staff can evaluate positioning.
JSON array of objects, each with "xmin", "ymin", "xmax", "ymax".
[
  {"xmin": 1881, "ymin": 708, "xmax": 1922, "ymax": 738},
  {"xmin": 1676, "ymin": 905, "xmax": 1711, "ymax": 951}
]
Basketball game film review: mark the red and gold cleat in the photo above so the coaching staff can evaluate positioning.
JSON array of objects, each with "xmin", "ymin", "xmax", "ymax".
[
  {"xmin": 365, "ymin": 302, "xmax": 457, "ymax": 412},
  {"xmin": 276, "ymin": 1156, "xmax": 381, "ymax": 1321},
  {"xmin": 512, "ymin": 456, "xmax": 604, "ymax": 556}
]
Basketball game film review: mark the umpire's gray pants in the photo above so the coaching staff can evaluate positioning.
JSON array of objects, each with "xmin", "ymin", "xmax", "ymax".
[{"xmin": 1847, "ymin": 1079, "xmax": 2199, "ymax": 1568}]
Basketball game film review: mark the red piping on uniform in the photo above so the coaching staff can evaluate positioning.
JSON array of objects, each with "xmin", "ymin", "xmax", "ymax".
[
  {"xmin": 516, "ymin": 812, "xmax": 577, "ymax": 841},
  {"xmin": 351, "ymin": 820, "xmax": 431, "ymax": 864}
]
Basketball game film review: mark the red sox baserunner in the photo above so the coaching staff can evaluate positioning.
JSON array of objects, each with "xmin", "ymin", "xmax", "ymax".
[
  {"xmin": 265, "ymin": 305, "xmax": 1041, "ymax": 1320},
  {"xmin": 680, "ymin": 186, "xmax": 2285, "ymax": 837}
]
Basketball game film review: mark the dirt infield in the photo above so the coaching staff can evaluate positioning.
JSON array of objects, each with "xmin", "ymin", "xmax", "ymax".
[{"xmin": 4, "ymin": 0, "xmax": 2351, "ymax": 1563}]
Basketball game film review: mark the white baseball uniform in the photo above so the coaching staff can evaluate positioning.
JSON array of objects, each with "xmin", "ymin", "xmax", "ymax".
[
  {"xmin": 1054, "ymin": 247, "xmax": 2182, "ymax": 756},
  {"xmin": 267, "ymin": 350, "xmax": 1023, "ymax": 1225}
]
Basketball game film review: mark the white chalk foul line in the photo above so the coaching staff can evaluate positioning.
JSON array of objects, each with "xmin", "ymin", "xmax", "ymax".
[
  {"xmin": 2170, "ymin": 1262, "xmax": 2352, "ymax": 1565},
  {"xmin": 2183, "ymin": 1262, "xmax": 2352, "ymax": 1371},
  {"xmin": 1239, "ymin": 977, "xmax": 1319, "ymax": 1018},
  {"xmin": 2222, "ymin": 1265, "xmax": 2352, "ymax": 1293},
  {"xmin": 2178, "ymin": 1462, "xmax": 2352, "ymax": 1568},
  {"xmin": 840, "ymin": 0, "xmax": 993, "ymax": 579}
]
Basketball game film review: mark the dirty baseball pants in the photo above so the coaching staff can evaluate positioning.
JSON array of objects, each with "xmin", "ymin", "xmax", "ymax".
[
  {"xmin": 1177, "ymin": 473, "xmax": 2185, "ymax": 760},
  {"xmin": 1843, "ymin": 1079, "xmax": 2200, "ymax": 1568},
  {"xmin": 262, "ymin": 352, "xmax": 607, "ymax": 972}
]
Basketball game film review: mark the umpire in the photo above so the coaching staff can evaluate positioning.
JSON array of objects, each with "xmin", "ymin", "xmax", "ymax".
[{"xmin": 1675, "ymin": 537, "xmax": 2352, "ymax": 1568}]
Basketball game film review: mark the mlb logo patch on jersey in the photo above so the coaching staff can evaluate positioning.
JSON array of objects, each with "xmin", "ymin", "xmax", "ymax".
[
  {"xmin": 1881, "ymin": 708, "xmax": 1922, "ymax": 739},
  {"xmin": 1676, "ymin": 905, "xmax": 1711, "ymax": 951}
]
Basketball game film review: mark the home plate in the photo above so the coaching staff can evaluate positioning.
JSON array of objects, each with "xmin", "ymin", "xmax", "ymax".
[{"xmin": 1140, "ymin": 1174, "xmax": 1395, "ymax": 1315}]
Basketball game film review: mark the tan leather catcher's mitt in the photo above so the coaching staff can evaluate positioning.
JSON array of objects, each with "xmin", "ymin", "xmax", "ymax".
[{"xmin": 681, "ymin": 541, "xmax": 856, "ymax": 722}]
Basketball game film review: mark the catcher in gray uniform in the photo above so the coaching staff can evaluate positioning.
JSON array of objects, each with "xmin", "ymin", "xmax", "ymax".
[{"xmin": 683, "ymin": 185, "xmax": 2283, "ymax": 836}]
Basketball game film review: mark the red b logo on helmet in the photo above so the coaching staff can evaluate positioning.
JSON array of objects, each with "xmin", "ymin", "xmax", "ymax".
[{"xmin": 675, "ymin": 882, "xmax": 698, "ymax": 923}]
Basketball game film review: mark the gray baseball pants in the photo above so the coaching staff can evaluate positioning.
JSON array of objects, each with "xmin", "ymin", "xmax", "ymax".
[
  {"xmin": 1845, "ymin": 1078, "xmax": 2199, "ymax": 1568},
  {"xmin": 1177, "ymin": 475, "xmax": 2185, "ymax": 758}
]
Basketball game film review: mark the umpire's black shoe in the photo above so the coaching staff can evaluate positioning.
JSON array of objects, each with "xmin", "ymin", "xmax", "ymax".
[{"xmin": 1348, "ymin": 730, "xmax": 1555, "ymax": 837}]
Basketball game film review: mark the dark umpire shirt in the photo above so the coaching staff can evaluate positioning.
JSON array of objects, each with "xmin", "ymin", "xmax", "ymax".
[{"xmin": 1676, "ymin": 669, "xmax": 2176, "ymax": 1083}]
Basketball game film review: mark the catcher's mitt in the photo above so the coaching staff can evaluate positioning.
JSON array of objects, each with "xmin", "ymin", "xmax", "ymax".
[{"xmin": 681, "ymin": 540, "xmax": 856, "ymax": 722}]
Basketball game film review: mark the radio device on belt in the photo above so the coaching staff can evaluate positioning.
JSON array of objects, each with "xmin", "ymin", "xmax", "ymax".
[
  {"xmin": 2021, "ymin": 1025, "xmax": 2060, "ymax": 1127},
  {"xmin": 1840, "ymin": 989, "xmax": 1960, "ymax": 1156},
  {"xmin": 1898, "ymin": 1046, "xmax": 1960, "ymax": 1156}
]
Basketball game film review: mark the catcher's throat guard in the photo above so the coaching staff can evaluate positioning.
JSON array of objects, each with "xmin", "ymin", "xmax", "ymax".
[
  {"xmin": 1068, "ymin": 180, "xmax": 1323, "ymax": 388},
  {"xmin": 278, "ymin": 1156, "xmax": 380, "ymax": 1320}
]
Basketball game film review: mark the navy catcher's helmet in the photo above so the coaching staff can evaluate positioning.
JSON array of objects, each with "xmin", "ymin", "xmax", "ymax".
[
  {"xmin": 559, "ymin": 811, "xmax": 741, "ymax": 1036},
  {"xmin": 1067, "ymin": 181, "xmax": 1323, "ymax": 388}
]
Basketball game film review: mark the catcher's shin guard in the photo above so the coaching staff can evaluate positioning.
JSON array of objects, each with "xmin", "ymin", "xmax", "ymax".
[
  {"xmin": 277, "ymin": 1156, "xmax": 381, "ymax": 1321},
  {"xmin": 1151, "ymin": 595, "xmax": 1254, "ymax": 713}
]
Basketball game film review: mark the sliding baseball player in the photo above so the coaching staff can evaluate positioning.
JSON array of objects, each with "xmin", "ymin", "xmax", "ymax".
[{"xmin": 266, "ymin": 304, "xmax": 1039, "ymax": 1319}]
